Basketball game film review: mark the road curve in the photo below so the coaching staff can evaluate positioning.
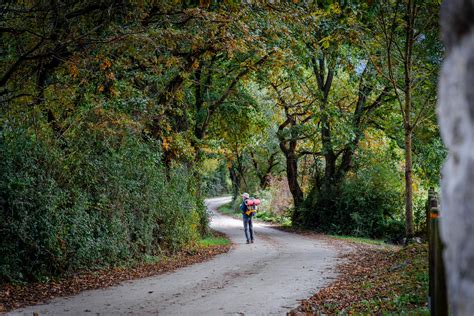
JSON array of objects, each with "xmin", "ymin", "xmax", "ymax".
[{"xmin": 10, "ymin": 196, "xmax": 340, "ymax": 315}]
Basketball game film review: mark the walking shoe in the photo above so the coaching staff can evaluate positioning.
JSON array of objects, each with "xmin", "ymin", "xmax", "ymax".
[
  {"xmin": 246, "ymin": 240, "xmax": 250, "ymax": 244},
  {"xmin": 251, "ymin": 240, "xmax": 254, "ymax": 243}
]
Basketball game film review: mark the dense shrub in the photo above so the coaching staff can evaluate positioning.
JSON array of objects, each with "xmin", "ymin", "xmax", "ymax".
[
  {"xmin": 305, "ymin": 163, "xmax": 406, "ymax": 240},
  {"xmin": 0, "ymin": 128, "xmax": 205, "ymax": 282}
]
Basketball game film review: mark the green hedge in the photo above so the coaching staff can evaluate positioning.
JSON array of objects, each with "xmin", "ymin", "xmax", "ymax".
[
  {"xmin": 0, "ymin": 128, "xmax": 206, "ymax": 282},
  {"xmin": 305, "ymin": 163, "xmax": 406, "ymax": 240}
]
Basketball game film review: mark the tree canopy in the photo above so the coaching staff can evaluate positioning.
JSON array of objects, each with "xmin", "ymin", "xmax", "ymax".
[{"xmin": 0, "ymin": 0, "xmax": 443, "ymax": 282}]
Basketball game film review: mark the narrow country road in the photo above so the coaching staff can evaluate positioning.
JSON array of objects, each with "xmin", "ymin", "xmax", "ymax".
[{"xmin": 10, "ymin": 197, "xmax": 341, "ymax": 315}]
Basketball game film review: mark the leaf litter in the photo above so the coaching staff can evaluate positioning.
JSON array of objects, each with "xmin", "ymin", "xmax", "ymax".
[{"xmin": 289, "ymin": 237, "xmax": 428, "ymax": 315}]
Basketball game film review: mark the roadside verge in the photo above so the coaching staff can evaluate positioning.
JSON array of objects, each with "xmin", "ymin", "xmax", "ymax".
[{"xmin": 0, "ymin": 230, "xmax": 231, "ymax": 313}]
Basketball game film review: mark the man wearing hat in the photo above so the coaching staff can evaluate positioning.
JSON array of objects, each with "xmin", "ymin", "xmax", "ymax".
[{"xmin": 240, "ymin": 192, "xmax": 255, "ymax": 244}]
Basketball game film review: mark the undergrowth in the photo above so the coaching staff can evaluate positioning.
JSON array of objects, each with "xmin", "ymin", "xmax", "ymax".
[
  {"xmin": 296, "ymin": 243, "xmax": 429, "ymax": 314},
  {"xmin": 217, "ymin": 201, "xmax": 291, "ymax": 226}
]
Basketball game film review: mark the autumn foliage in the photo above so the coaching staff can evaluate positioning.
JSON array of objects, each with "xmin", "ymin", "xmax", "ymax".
[{"xmin": 1, "ymin": 0, "xmax": 442, "ymax": 291}]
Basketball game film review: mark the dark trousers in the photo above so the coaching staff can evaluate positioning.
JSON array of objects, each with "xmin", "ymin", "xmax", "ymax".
[{"xmin": 243, "ymin": 216, "xmax": 254, "ymax": 241}]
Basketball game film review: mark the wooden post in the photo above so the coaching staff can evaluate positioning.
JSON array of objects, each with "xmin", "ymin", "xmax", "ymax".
[
  {"xmin": 429, "ymin": 192, "xmax": 448, "ymax": 315},
  {"xmin": 428, "ymin": 188, "xmax": 435, "ymax": 310},
  {"xmin": 427, "ymin": 188, "xmax": 434, "ymax": 238}
]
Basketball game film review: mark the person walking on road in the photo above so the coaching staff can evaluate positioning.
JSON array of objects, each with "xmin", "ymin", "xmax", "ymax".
[{"xmin": 240, "ymin": 192, "xmax": 255, "ymax": 244}]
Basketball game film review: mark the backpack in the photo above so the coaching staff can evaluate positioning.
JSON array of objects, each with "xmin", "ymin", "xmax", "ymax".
[{"xmin": 244, "ymin": 198, "xmax": 261, "ymax": 216}]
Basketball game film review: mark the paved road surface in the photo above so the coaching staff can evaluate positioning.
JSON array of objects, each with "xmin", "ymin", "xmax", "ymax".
[{"xmin": 10, "ymin": 196, "xmax": 340, "ymax": 315}]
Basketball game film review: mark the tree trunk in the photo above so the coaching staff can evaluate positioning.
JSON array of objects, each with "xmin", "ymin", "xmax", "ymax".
[
  {"xmin": 250, "ymin": 151, "xmax": 276, "ymax": 190},
  {"xmin": 312, "ymin": 55, "xmax": 335, "ymax": 192},
  {"xmin": 278, "ymin": 136, "xmax": 304, "ymax": 223},
  {"xmin": 286, "ymin": 153, "xmax": 304, "ymax": 223},
  {"xmin": 438, "ymin": 1, "xmax": 474, "ymax": 312},
  {"xmin": 260, "ymin": 175, "xmax": 271, "ymax": 190},
  {"xmin": 403, "ymin": 0, "xmax": 415, "ymax": 241},
  {"xmin": 404, "ymin": 129, "xmax": 414, "ymax": 239},
  {"xmin": 228, "ymin": 164, "xmax": 241, "ymax": 201}
]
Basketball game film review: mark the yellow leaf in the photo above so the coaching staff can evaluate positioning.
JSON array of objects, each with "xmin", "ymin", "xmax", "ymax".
[
  {"xmin": 100, "ymin": 59, "xmax": 112, "ymax": 70},
  {"xmin": 69, "ymin": 63, "xmax": 79, "ymax": 78},
  {"xmin": 106, "ymin": 72, "xmax": 116, "ymax": 80},
  {"xmin": 162, "ymin": 137, "xmax": 171, "ymax": 151}
]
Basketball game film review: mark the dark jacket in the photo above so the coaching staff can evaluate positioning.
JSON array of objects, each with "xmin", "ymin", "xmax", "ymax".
[{"xmin": 240, "ymin": 199, "xmax": 253, "ymax": 218}]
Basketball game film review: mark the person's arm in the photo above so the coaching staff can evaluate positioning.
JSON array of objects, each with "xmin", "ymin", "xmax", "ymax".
[{"xmin": 240, "ymin": 201, "xmax": 248, "ymax": 213}]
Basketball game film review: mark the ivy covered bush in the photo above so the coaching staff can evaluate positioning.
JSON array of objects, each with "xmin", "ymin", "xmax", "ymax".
[{"xmin": 0, "ymin": 126, "xmax": 205, "ymax": 282}]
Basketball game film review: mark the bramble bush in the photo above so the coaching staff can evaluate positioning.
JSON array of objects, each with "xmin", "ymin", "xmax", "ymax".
[{"xmin": 0, "ymin": 126, "xmax": 206, "ymax": 283}]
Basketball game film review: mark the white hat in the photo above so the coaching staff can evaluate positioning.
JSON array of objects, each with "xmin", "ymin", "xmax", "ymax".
[{"xmin": 242, "ymin": 192, "xmax": 250, "ymax": 199}]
